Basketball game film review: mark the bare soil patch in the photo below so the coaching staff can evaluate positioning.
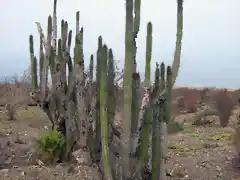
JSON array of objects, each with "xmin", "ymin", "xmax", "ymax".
[{"xmin": 0, "ymin": 106, "xmax": 239, "ymax": 179}]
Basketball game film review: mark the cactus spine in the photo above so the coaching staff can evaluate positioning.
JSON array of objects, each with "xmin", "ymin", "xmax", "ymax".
[{"xmin": 29, "ymin": 0, "xmax": 183, "ymax": 179}]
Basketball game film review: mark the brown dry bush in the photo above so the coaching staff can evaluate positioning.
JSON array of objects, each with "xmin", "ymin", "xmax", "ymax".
[
  {"xmin": 0, "ymin": 70, "xmax": 32, "ymax": 120},
  {"xmin": 213, "ymin": 89, "xmax": 234, "ymax": 127},
  {"xmin": 172, "ymin": 88, "xmax": 200, "ymax": 114}
]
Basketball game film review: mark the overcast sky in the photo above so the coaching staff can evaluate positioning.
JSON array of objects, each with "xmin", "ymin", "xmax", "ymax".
[{"xmin": 0, "ymin": 0, "xmax": 239, "ymax": 87}]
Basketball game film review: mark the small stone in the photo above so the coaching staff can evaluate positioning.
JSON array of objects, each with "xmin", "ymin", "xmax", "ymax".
[
  {"xmin": 216, "ymin": 166, "xmax": 221, "ymax": 172},
  {"xmin": 72, "ymin": 149, "xmax": 92, "ymax": 166},
  {"xmin": 21, "ymin": 171, "xmax": 26, "ymax": 176},
  {"xmin": 67, "ymin": 165, "xmax": 76, "ymax": 174},
  {"xmin": 0, "ymin": 169, "xmax": 9, "ymax": 173}
]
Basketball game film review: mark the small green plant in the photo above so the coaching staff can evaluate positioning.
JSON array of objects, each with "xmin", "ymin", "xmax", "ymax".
[
  {"xmin": 191, "ymin": 132, "xmax": 200, "ymax": 137},
  {"xmin": 37, "ymin": 130, "xmax": 66, "ymax": 163},
  {"xmin": 167, "ymin": 121, "xmax": 184, "ymax": 134}
]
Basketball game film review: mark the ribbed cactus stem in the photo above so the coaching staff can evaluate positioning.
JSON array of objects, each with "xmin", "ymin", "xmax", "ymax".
[
  {"xmin": 100, "ymin": 45, "xmax": 113, "ymax": 180},
  {"xmin": 171, "ymin": 0, "xmax": 183, "ymax": 85},
  {"xmin": 89, "ymin": 54, "xmax": 94, "ymax": 83},
  {"xmin": 166, "ymin": 66, "xmax": 173, "ymax": 124},
  {"xmin": 39, "ymin": 15, "xmax": 52, "ymax": 103},
  {"xmin": 52, "ymin": 0, "xmax": 57, "ymax": 60},
  {"xmin": 62, "ymin": 21, "xmax": 68, "ymax": 50},
  {"xmin": 140, "ymin": 0, "xmax": 183, "ymax": 115},
  {"xmin": 39, "ymin": 37, "xmax": 44, "ymax": 83},
  {"xmin": 61, "ymin": 20, "xmax": 64, "ymax": 41},
  {"xmin": 133, "ymin": 0, "xmax": 141, "ymax": 35},
  {"xmin": 93, "ymin": 36, "xmax": 103, "ymax": 163},
  {"xmin": 79, "ymin": 27, "xmax": 84, "ymax": 66},
  {"xmin": 130, "ymin": 72, "xmax": 140, "ymax": 140},
  {"xmin": 134, "ymin": 21, "xmax": 153, "ymax": 176},
  {"xmin": 130, "ymin": 72, "xmax": 140, "ymax": 170},
  {"xmin": 144, "ymin": 22, "xmax": 152, "ymax": 86},
  {"xmin": 67, "ymin": 30, "xmax": 73, "ymax": 72},
  {"xmin": 29, "ymin": 35, "xmax": 38, "ymax": 90},
  {"xmin": 107, "ymin": 49, "xmax": 115, "ymax": 125},
  {"xmin": 74, "ymin": 33, "xmax": 81, "ymax": 64},
  {"xmin": 76, "ymin": 11, "xmax": 80, "ymax": 33},
  {"xmin": 67, "ymin": 30, "xmax": 72, "ymax": 50},
  {"xmin": 132, "ymin": 0, "xmax": 141, "ymax": 71},
  {"xmin": 122, "ymin": 0, "xmax": 134, "ymax": 178},
  {"xmin": 158, "ymin": 62, "xmax": 166, "ymax": 180},
  {"xmin": 57, "ymin": 39, "xmax": 63, "ymax": 70},
  {"xmin": 49, "ymin": 46, "xmax": 55, "ymax": 77},
  {"xmin": 151, "ymin": 63, "xmax": 160, "ymax": 180}
]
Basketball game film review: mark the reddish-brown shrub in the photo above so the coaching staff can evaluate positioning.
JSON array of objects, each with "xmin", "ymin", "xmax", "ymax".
[{"xmin": 212, "ymin": 89, "xmax": 234, "ymax": 127}]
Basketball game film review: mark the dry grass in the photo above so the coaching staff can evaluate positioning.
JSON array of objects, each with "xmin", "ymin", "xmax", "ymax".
[{"xmin": 0, "ymin": 86, "xmax": 239, "ymax": 180}]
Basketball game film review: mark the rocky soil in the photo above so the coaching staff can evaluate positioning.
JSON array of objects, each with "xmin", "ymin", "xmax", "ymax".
[{"xmin": 0, "ymin": 107, "xmax": 239, "ymax": 180}]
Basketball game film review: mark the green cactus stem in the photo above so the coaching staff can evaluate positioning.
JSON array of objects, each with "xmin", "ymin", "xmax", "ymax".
[
  {"xmin": 100, "ymin": 45, "xmax": 113, "ymax": 180},
  {"xmin": 29, "ymin": 35, "xmax": 37, "ymax": 91},
  {"xmin": 122, "ymin": 0, "xmax": 134, "ymax": 178},
  {"xmin": 133, "ymin": 21, "xmax": 153, "ymax": 177},
  {"xmin": 107, "ymin": 49, "xmax": 116, "ymax": 125},
  {"xmin": 151, "ymin": 63, "xmax": 160, "ymax": 180}
]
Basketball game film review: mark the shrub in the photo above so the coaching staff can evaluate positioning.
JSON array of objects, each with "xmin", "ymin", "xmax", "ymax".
[
  {"xmin": 167, "ymin": 120, "xmax": 184, "ymax": 134},
  {"xmin": 36, "ymin": 130, "xmax": 66, "ymax": 163},
  {"xmin": 192, "ymin": 106, "xmax": 218, "ymax": 126},
  {"xmin": 213, "ymin": 89, "xmax": 234, "ymax": 127}
]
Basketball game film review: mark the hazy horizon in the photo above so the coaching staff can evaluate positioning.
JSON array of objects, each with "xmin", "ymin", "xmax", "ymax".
[{"xmin": 0, "ymin": 0, "xmax": 239, "ymax": 88}]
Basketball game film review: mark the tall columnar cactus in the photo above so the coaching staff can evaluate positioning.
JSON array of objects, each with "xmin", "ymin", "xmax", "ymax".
[
  {"xmin": 29, "ymin": 0, "xmax": 183, "ymax": 179},
  {"xmin": 122, "ymin": 0, "xmax": 134, "ymax": 178}
]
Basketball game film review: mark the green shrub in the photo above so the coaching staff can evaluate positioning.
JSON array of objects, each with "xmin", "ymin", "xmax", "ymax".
[
  {"xmin": 167, "ymin": 121, "xmax": 184, "ymax": 134},
  {"xmin": 36, "ymin": 130, "xmax": 66, "ymax": 163}
]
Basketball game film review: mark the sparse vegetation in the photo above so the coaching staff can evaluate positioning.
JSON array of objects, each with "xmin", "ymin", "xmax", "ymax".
[
  {"xmin": 0, "ymin": 0, "xmax": 239, "ymax": 180},
  {"xmin": 36, "ymin": 130, "xmax": 66, "ymax": 163}
]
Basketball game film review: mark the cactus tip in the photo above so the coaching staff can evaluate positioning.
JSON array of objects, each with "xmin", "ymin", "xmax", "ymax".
[
  {"xmin": 147, "ymin": 22, "xmax": 152, "ymax": 32},
  {"xmin": 167, "ymin": 66, "xmax": 172, "ymax": 74}
]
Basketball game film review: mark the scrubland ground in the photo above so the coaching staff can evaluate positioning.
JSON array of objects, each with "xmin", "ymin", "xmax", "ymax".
[{"xmin": 0, "ymin": 106, "xmax": 239, "ymax": 180}]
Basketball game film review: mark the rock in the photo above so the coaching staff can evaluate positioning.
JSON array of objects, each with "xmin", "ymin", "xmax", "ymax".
[
  {"xmin": 0, "ymin": 169, "xmax": 9, "ymax": 177},
  {"xmin": 20, "ymin": 171, "xmax": 26, "ymax": 176},
  {"xmin": 0, "ymin": 169, "xmax": 9, "ymax": 173},
  {"xmin": 215, "ymin": 166, "xmax": 222, "ymax": 172},
  {"xmin": 72, "ymin": 149, "xmax": 92, "ymax": 166}
]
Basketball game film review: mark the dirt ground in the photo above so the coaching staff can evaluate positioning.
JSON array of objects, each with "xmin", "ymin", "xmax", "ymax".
[{"xmin": 0, "ymin": 106, "xmax": 239, "ymax": 180}]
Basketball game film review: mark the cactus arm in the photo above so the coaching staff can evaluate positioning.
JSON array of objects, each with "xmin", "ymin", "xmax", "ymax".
[
  {"xmin": 107, "ymin": 49, "xmax": 116, "ymax": 125},
  {"xmin": 52, "ymin": 0, "xmax": 57, "ymax": 72},
  {"xmin": 130, "ymin": 72, "xmax": 140, "ymax": 168},
  {"xmin": 35, "ymin": 22, "xmax": 47, "ymax": 51},
  {"xmin": 40, "ymin": 16, "xmax": 52, "ymax": 103},
  {"xmin": 100, "ymin": 45, "xmax": 113, "ymax": 180},
  {"xmin": 132, "ymin": 22, "xmax": 152, "ymax": 178},
  {"xmin": 158, "ymin": 63, "xmax": 166, "ymax": 180},
  {"xmin": 89, "ymin": 54, "xmax": 94, "ymax": 83},
  {"xmin": 79, "ymin": 27, "xmax": 84, "ymax": 67},
  {"xmin": 151, "ymin": 63, "xmax": 160, "ymax": 180},
  {"xmin": 29, "ymin": 35, "xmax": 38, "ymax": 91},
  {"xmin": 67, "ymin": 30, "xmax": 73, "ymax": 73},
  {"xmin": 171, "ymin": 0, "xmax": 183, "ymax": 85},
  {"xmin": 138, "ymin": 0, "xmax": 183, "ymax": 125},
  {"xmin": 76, "ymin": 11, "xmax": 80, "ymax": 34},
  {"xmin": 132, "ymin": 0, "xmax": 141, "ymax": 72},
  {"xmin": 39, "ymin": 37, "xmax": 44, "ymax": 84},
  {"xmin": 166, "ymin": 66, "xmax": 173, "ymax": 124},
  {"xmin": 122, "ymin": 0, "xmax": 134, "ymax": 178},
  {"xmin": 133, "ymin": 0, "xmax": 140, "ymax": 35},
  {"xmin": 92, "ymin": 36, "xmax": 103, "ymax": 162}
]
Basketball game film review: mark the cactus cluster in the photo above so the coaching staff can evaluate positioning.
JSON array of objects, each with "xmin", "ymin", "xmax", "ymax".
[{"xmin": 28, "ymin": 0, "xmax": 183, "ymax": 179}]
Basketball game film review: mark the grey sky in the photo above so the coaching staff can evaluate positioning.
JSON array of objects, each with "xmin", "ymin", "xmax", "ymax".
[{"xmin": 0, "ymin": 0, "xmax": 239, "ymax": 87}]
